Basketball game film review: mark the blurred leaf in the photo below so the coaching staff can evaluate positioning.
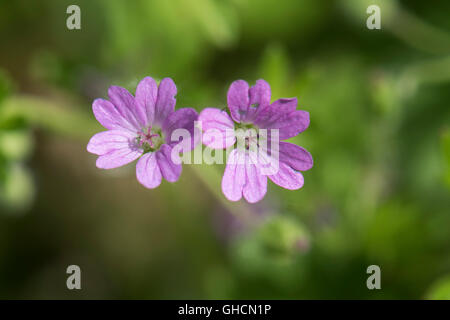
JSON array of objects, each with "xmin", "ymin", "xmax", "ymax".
[
  {"xmin": 369, "ymin": 71, "xmax": 400, "ymax": 115},
  {"xmin": 204, "ymin": 266, "xmax": 235, "ymax": 298},
  {"xmin": 234, "ymin": 0, "xmax": 325, "ymax": 44},
  {"xmin": 0, "ymin": 163, "xmax": 35, "ymax": 214},
  {"xmin": 340, "ymin": 0, "xmax": 398, "ymax": 26},
  {"xmin": 182, "ymin": 0, "xmax": 238, "ymax": 49},
  {"xmin": 427, "ymin": 275, "xmax": 450, "ymax": 300},
  {"xmin": 364, "ymin": 202, "xmax": 427, "ymax": 266},
  {"xmin": 30, "ymin": 50, "xmax": 79, "ymax": 89},
  {"xmin": 0, "ymin": 69, "xmax": 12, "ymax": 105},
  {"xmin": 0, "ymin": 129, "xmax": 33, "ymax": 161},
  {"xmin": 230, "ymin": 216, "xmax": 310, "ymax": 296},
  {"xmin": 259, "ymin": 44, "xmax": 290, "ymax": 97},
  {"xmin": 442, "ymin": 128, "xmax": 450, "ymax": 188},
  {"xmin": 259, "ymin": 216, "xmax": 310, "ymax": 259}
]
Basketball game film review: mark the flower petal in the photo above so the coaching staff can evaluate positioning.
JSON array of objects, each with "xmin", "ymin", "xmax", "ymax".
[
  {"xmin": 156, "ymin": 144, "xmax": 182, "ymax": 182},
  {"xmin": 154, "ymin": 78, "xmax": 177, "ymax": 125},
  {"xmin": 249, "ymin": 79, "xmax": 271, "ymax": 110},
  {"xmin": 95, "ymin": 147, "xmax": 142, "ymax": 170},
  {"xmin": 269, "ymin": 97, "xmax": 297, "ymax": 113},
  {"xmin": 163, "ymin": 107, "xmax": 198, "ymax": 139},
  {"xmin": 136, "ymin": 152, "xmax": 162, "ymax": 189},
  {"xmin": 254, "ymin": 98, "xmax": 297, "ymax": 126},
  {"xmin": 108, "ymin": 86, "xmax": 142, "ymax": 129},
  {"xmin": 243, "ymin": 155, "xmax": 267, "ymax": 203},
  {"xmin": 259, "ymin": 110, "xmax": 310, "ymax": 140},
  {"xmin": 221, "ymin": 149, "xmax": 246, "ymax": 201},
  {"xmin": 87, "ymin": 130, "xmax": 136, "ymax": 155},
  {"xmin": 92, "ymin": 99, "xmax": 136, "ymax": 132},
  {"xmin": 198, "ymin": 108, "xmax": 236, "ymax": 149},
  {"xmin": 268, "ymin": 162, "xmax": 304, "ymax": 190},
  {"xmin": 135, "ymin": 76, "xmax": 158, "ymax": 126},
  {"xmin": 162, "ymin": 107, "xmax": 199, "ymax": 152},
  {"xmin": 279, "ymin": 142, "xmax": 313, "ymax": 171},
  {"xmin": 252, "ymin": 144, "xmax": 281, "ymax": 176},
  {"xmin": 227, "ymin": 80, "xmax": 249, "ymax": 123}
]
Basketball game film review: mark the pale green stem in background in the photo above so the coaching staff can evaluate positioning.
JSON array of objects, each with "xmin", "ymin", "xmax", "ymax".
[
  {"xmin": 400, "ymin": 56, "xmax": 450, "ymax": 86},
  {"xmin": 188, "ymin": 164, "xmax": 254, "ymax": 222},
  {"xmin": 341, "ymin": 0, "xmax": 450, "ymax": 55},
  {"xmin": 1, "ymin": 95, "xmax": 255, "ymax": 221},
  {"xmin": 387, "ymin": 9, "xmax": 450, "ymax": 55},
  {"xmin": 1, "ymin": 96, "xmax": 100, "ymax": 140}
]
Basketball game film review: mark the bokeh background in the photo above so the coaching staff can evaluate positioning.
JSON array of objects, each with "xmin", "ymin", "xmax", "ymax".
[{"xmin": 0, "ymin": 0, "xmax": 449, "ymax": 299}]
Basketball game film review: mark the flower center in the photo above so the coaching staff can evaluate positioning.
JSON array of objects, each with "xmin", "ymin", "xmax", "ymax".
[
  {"xmin": 234, "ymin": 123, "xmax": 260, "ymax": 151},
  {"xmin": 235, "ymin": 122, "xmax": 257, "ymax": 131},
  {"xmin": 137, "ymin": 126, "xmax": 164, "ymax": 153}
]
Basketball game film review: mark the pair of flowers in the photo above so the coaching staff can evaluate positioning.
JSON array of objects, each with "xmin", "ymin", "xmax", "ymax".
[{"xmin": 87, "ymin": 77, "xmax": 313, "ymax": 203}]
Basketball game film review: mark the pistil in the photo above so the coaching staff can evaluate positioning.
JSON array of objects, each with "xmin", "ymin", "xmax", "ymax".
[{"xmin": 137, "ymin": 127, "xmax": 164, "ymax": 153}]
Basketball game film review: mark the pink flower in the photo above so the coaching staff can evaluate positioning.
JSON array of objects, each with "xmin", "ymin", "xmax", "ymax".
[
  {"xmin": 198, "ymin": 79, "xmax": 313, "ymax": 203},
  {"xmin": 87, "ymin": 77, "xmax": 198, "ymax": 188}
]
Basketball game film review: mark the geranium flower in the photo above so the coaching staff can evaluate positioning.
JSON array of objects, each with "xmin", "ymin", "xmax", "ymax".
[
  {"xmin": 87, "ymin": 77, "xmax": 198, "ymax": 188},
  {"xmin": 198, "ymin": 79, "xmax": 313, "ymax": 203}
]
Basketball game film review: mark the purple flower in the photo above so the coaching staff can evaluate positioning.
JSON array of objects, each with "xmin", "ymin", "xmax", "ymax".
[
  {"xmin": 87, "ymin": 77, "xmax": 198, "ymax": 188},
  {"xmin": 198, "ymin": 79, "xmax": 313, "ymax": 203}
]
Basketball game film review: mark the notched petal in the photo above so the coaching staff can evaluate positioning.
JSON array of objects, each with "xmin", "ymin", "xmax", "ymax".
[
  {"xmin": 199, "ymin": 108, "xmax": 236, "ymax": 149},
  {"xmin": 243, "ymin": 160, "xmax": 267, "ymax": 203},
  {"xmin": 95, "ymin": 148, "xmax": 142, "ymax": 170},
  {"xmin": 108, "ymin": 86, "xmax": 142, "ymax": 129},
  {"xmin": 221, "ymin": 149, "xmax": 246, "ymax": 201},
  {"xmin": 268, "ymin": 162, "xmax": 304, "ymax": 190},
  {"xmin": 227, "ymin": 80, "xmax": 250, "ymax": 123},
  {"xmin": 87, "ymin": 130, "xmax": 136, "ymax": 155},
  {"xmin": 135, "ymin": 76, "xmax": 158, "ymax": 126},
  {"xmin": 249, "ymin": 79, "xmax": 271, "ymax": 108},
  {"xmin": 155, "ymin": 78, "xmax": 177, "ymax": 124},
  {"xmin": 136, "ymin": 152, "xmax": 162, "ymax": 189},
  {"xmin": 92, "ymin": 99, "xmax": 135, "ymax": 131},
  {"xmin": 156, "ymin": 144, "xmax": 182, "ymax": 182},
  {"xmin": 278, "ymin": 142, "xmax": 313, "ymax": 171}
]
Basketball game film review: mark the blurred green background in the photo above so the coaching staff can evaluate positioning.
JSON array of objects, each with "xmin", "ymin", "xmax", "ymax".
[{"xmin": 0, "ymin": 0, "xmax": 449, "ymax": 299}]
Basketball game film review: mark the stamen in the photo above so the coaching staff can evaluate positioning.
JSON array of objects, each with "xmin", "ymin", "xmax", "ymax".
[{"xmin": 137, "ymin": 126, "xmax": 164, "ymax": 153}]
